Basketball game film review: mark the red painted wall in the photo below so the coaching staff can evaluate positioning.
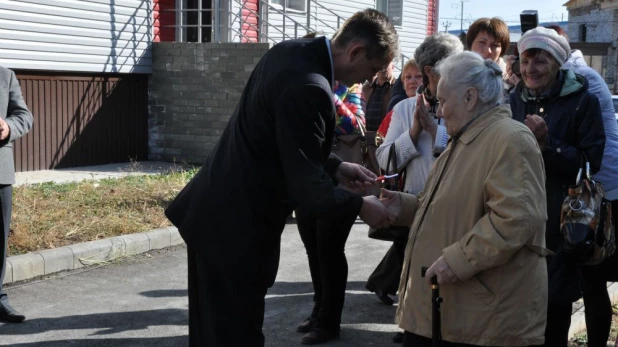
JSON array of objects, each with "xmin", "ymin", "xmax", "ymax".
[
  {"xmin": 154, "ymin": 0, "xmax": 176, "ymax": 42},
  {"xmin": 241, "ymin": 0, "xmax": 259, "ymax": 43},
  {"xmin": 427, "ymin": 0, "xmax": 439, "ymax": 35}
]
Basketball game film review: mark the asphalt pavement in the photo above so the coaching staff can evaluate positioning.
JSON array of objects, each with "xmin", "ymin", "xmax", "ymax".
[{"xmin": 0, "ymin": 223, "xmax": 398, "ymax": 347}]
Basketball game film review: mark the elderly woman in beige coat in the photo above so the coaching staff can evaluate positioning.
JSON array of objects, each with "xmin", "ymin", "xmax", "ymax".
[{"xmin": 381, "ymin": 51, "xmax": 549, "ymax": 347}]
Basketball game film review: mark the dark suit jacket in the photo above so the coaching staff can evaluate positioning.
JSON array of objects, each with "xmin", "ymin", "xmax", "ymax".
[
  {"xmin": 0, "ymin": 67, "xmax": 33, "ymax": 185},
  {"xmin": 165, "ymin": 37, "xmax": 363, "ymax": 286}
]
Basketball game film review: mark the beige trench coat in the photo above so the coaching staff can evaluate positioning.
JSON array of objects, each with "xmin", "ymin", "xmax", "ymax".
[{"xmin": 394, "ymin": 105, "xmax": 549, "ymax": 346}]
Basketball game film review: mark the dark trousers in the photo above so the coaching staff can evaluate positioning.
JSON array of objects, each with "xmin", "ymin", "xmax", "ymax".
[
  {"xmin": 366, "ymin": 239, "xmax": 406, "ymax": 295},
  {"xmin": 544, "ymin": 302, "xmax": 573, "ymax": 347},
  {"xmin": 0, "ymin": 185, "xmax": 12, "ymax": 303},
  {"xmin": 187, "ymin": 246, "xmax": 271, "ymax": 347},
  {"xmin": 580, "ymin": 200, "xmax": 618, "ymax": 347},
  {"xmin": 296, "ymin": 206, "xmax": 357, "ymax": 330},
  {"xmin": 403, "ymin": 332, "xmax": 542, "ymax": 347}
]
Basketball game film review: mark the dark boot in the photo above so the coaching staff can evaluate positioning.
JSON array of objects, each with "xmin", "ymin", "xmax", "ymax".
[
  {"xmin": 300, "ymin": 324, "xmax": 340, "ymax": 345},
  {"xmin": 0, "ymin": 301, "xmax": 25, "ymax": 323},
  {"xmin": 296, "ymin": 316, "xmax": 316, "ymax": 333}
]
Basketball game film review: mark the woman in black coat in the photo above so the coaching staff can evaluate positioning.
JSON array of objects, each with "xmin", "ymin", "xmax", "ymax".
[{"xmin": 508, "ymin": 27, "xmax": 606, "ymax": 346}]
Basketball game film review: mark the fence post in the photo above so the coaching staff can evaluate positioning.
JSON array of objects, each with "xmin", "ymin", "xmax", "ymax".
[{"xmin": 306, "ymin": 0, "xmax": 310, "ymax": 29}]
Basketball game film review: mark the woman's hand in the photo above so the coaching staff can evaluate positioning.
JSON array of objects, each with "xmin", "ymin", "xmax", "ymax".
[
  {"xmin": 524, "ymin": 114, "xmax": 548, "ymax": 150},
  {"xmin": 425, "ymin": 256, "xmax": 458, "ymax": 285},
  {"xmin": 417, "ymin": 95, "xmax": 437, "ymax": 140},
  {"xmin": 504, "ymin": 55, "xmax": 522, "ymax": 87},
  {"xmin": 409, "ymin": 95, "xmax": 424, "ymax": 145}
]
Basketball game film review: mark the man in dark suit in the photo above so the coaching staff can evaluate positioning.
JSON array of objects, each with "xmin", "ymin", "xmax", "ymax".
[
  {"xmin": 0, "ymin": 66, "xmax": 33, "ymax": 323},
  {"xmin": 165, "ymin": 9, "xmax": 400, "ymax": 347}
]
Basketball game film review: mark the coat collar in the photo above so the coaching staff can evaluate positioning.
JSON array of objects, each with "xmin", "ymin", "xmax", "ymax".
[
  {"xmin": 303, "ymin": 37, "xmax": 334, "ymax": 89},
  {"xmin": 457, "ymin": 104, "xmax": 512, "ymax": 145}
]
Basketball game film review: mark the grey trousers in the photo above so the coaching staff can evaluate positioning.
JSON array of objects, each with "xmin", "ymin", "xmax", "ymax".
[{"xmin": 0, "ymin": 184, "xmax": 12, "ymax": 303}]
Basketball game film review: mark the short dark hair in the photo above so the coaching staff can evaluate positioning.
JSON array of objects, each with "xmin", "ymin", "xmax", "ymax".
[
  {"xmin": 466, "ymin": 17, "xmax": 510, "ymax": 57},
  {"xmin": 545, "ymin": 24, "xmax": 569, "ymax": 40},
  {"xmin": 331, "ymin": 9, "xmax": 400, "ymax": 61}
]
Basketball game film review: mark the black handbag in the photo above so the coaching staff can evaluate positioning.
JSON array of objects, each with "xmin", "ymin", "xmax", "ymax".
[{"xmin": 368, "ymin": 144, "xmax": 409, "ymax": 242}]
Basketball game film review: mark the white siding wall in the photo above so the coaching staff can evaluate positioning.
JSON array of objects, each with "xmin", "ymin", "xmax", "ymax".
[
  {"xmin": 0, "ymin": 0, "xmax": 152, "ymax": 73},
  {"xmin": 398, "ymin": 0, "xmax": 427, "ymax": 62}
]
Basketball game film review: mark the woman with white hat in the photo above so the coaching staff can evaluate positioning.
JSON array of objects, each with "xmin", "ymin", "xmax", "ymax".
[{"xmin": 508, "ymin": 26, "xmax": 606, "ymax": 346}]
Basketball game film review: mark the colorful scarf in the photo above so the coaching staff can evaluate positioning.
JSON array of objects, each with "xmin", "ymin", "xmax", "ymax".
[{"xmin": 333, "ymin": 82, "xmax": 365, "ymax": 135}]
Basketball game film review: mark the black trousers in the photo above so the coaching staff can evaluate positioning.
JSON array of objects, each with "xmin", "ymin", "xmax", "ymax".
[
  {"xmin": 580, "ymin": 200, "xmax": 618, "ymax": 347},
  {"xmin": 187, "ymin": 242, "xmax": 276, "ymax": 347},
  {"xmin": 544, "ymin": 301, "xmax": 573, "ymax": 347},
  {"xmin": 403, "ymin": 332, "xmax": 542, "ymax": 347},
  {"xmin": 366, "ymin": 239, "xmax": 406, "ymax": 296},
  {"xmin": 296, "ymin": 205, "xmax": 357, "ymax": 330},
  {"xmin": 0, "ymin": 185, "xmax": 12, "ymax": 303}
]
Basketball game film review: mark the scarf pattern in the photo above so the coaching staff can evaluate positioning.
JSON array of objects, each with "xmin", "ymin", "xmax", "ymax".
[{"xmin": 333, "ymin": 81, "xmax": 365, "ymax": 135}]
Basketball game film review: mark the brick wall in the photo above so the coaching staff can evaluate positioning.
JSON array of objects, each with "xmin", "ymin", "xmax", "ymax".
[
  {"xmin": 148, "ymin": 42, "xmax": 271, "ymax": 164},
  {"xmin": 567, "ymin": 7, "xmax": 618, "ymax": 91},
  {"xmin": 568, "ymin": 9, "xmax": 613, "ymax": 43}
]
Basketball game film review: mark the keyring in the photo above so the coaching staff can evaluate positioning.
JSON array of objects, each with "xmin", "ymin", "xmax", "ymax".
[{"xmin": 569, "ymin": 200, "xmax": 583, "ymax": 211}]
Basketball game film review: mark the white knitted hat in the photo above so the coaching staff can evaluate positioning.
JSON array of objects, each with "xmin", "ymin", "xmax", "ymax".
[{"xmin": 517, "ymin": 27, "xmax": 570, "ymax": 64}]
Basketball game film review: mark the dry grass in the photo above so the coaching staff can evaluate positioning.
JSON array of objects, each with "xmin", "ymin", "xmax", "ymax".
[
  {"xmin": 569, "ymin": 304, "xmax": 618, "ymax": 346},
  {"xmin": 8, "ymin": 166, "xmax": 198, "ymax": 256}
]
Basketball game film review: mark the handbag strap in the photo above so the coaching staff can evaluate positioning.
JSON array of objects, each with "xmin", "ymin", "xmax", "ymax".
[
  {"xmin": 385, "ymin": 144, "xmax": 403, "ymax": 191},
  {"xmin": 576, "ymin": 152, "xmax": 592, "ymax": 184},
  {"xmin": 353, "ymin": 113, "xmax": 366, "ymax": 137}
]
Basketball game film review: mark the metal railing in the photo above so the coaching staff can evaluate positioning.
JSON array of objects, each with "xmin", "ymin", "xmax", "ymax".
[{"xmin": 306, "ymin": 0, "xmax": 345, "ymax": 34}]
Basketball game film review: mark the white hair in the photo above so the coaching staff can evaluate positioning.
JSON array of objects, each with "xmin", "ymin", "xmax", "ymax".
[
  {"xmin": 413, "ymin": 33, "xmax": 464, "ymax": 80},
  {"xmin": 435, "ymin": 51, "xmax": 503, "ymax": 107}
]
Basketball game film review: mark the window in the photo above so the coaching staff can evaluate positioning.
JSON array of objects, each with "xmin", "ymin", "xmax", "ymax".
[
  {"xmin": 578, "ymin": 24, "xmax": 587, "ymax": 42},
  {"xmin": 175, "ymin": 0, "xmax": 217, "ymax": 42},
  {"xmin": 271, "ymin": 0, "xmax": 306, "ymax": 12},
  {"xmin": 376, "ymin": 0, "xmax": 403, "ymax": 26}
]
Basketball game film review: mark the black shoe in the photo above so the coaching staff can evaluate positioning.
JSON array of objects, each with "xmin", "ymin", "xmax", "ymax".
[
  {"xmin": 296, "ymin": 317, "xmax": 316, "ymax": 333},
  {"xmin": 374, "ymin": 290, "xmax": 394, "ymax": 306},
  {"xmin": 301, "ymin": 326, "xmax": 340, "ymax": 345},
  {"xmin": 0, "ymin": 302, "xmax": 25, "ymax": 323},
  {"xmin": 392, "ymin": 332, "xmax": 404, "ymax": 343}
]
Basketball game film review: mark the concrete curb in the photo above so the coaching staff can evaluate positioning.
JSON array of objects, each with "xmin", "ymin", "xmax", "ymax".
[
  {"xmin": 3, "ymin": 226, "xmax": 184, "ymax": 286},
  {"xmin": 568, "ymin": 282, "xmax": 618, "ymax": 339}
]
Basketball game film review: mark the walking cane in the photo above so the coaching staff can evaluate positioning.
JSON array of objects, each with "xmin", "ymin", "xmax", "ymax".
[{"xmin": 421, "ymin": 266, "xmax": 443, "ymax": 347}]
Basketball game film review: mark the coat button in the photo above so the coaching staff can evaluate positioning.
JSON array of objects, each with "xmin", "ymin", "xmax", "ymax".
[{"xmin": 557, "ymin": 148, "xmax": 561, "ymax": 153}]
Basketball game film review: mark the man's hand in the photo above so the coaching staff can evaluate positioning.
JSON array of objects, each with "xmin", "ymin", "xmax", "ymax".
[
  {"xmin": 0, "ymin": 118, "xmax": 10, "ymax": 141},
  {"xmin": 524, "ymin": 114, "xmax": 548, "ymax": 150},
  {"xmin": 379, "ymin": 188, "xmax": 402, "ymax": 222},
  {"xmin": 359, "ymin": 195, "xmax": 395, "ymax": 228},
  {"xmin": 424, "ymin": 256, "xmax": 458, "ymax": 285},
  {"xmin": 335, "ymin": 162, "xmax": 377, "ymax": 192}
]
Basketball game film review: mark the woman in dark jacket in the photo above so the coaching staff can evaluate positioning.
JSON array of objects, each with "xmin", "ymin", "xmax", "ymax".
[{"xmin": 508, "ymin": 27, "xmax": 606, "ymax": 346}]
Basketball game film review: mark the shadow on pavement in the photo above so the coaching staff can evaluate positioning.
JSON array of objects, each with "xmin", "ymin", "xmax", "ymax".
[
  {"xmin": 1, "ymin": 282, "xmax": 399, "ymax": 346},
  {"xmin": 5, "ymin": 336, "xmax": 188, "ymax": 347},
  {"xmin": 0, "ymin": 308, "xmax": 187, "ymax": 336},
  {"xmin": 139, "ymin": 289, "xmax": 187, "ymax": 298}
]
